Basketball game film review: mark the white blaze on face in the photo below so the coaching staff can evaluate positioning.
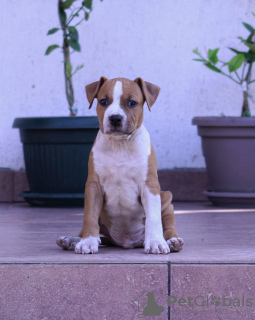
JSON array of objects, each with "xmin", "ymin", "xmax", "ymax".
[{"xmin": 103, "ymin": 80, "xmax": 127, "ymax": 132}]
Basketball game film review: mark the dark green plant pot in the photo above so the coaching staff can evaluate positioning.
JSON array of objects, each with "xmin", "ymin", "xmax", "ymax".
[{"xmin": 13, "ymin": 117, "xmax": 99, "ymax": 207}]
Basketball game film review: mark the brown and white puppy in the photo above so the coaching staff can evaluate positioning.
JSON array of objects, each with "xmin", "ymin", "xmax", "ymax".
[{"xmin": 57, "ymin": 77, "xmax": 184, "ymax": 254}]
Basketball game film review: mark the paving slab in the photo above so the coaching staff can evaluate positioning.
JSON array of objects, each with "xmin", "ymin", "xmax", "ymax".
[
  {"xmin": 0, "ymin": 264, "xmax": 168, "ymax": 320},
  {"xmin": 170, "ymin": 264, "xmax": 255, "ymax": 320},
  {"xmin": 1, "ymin": 202, "xmax": 255, "ymax": 320},
  {"xmin": 0, "ymin": 202, "xmax": 255, "ymax": 264}
]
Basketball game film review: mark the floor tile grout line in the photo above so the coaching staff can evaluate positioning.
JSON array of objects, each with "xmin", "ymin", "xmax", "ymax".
[
  {"xmin": 0, "ymin": 262, "xmax": 169, "ymax": 265},
  {"xmin": 169, "ymin": 262, "xmax": 255, "ymax": 265},
  {"xmin": 168, "ymin": 261, "xmax": 170, "ymax": 320},
  {"xmin": 1, "ymin": 261, "xmax": 255, "ymax": 265}
]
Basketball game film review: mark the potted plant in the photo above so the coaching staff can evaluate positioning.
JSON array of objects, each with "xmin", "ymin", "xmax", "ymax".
[
  {"xmin": 192, "ymin": 14, "xmax": 255, "ymax": 206},
  {"xmin": 13, "ymin": 0, "xmax": 102, "ymax": 206}
]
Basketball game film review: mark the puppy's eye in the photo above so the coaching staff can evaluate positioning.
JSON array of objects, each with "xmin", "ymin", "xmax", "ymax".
[
  {"xmin": 99, "ymin": 99, "xmax": 108, "ymax": 106},
  {"xmin": 128, "ymin": 100, "xmax": 137, "ymax": 107}
]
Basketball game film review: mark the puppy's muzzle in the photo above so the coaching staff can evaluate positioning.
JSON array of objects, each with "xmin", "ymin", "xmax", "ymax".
[{"xmin": 109, "ymin": 114, "xmax": 123, "ymax": 127}]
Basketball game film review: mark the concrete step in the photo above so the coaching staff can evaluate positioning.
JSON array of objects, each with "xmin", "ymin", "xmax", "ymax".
[{"xmin": 0, "ymin": 203, "xmax": 255, "ymax": 320}]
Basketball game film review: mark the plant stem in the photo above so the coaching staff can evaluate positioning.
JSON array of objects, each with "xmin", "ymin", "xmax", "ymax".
[
  {"xmin": 197, "ymin": 52, "xmax": 241, "ymax": 84},
  {"xmin": 58, "ymin": 0, "xmax": 76, "ymax": 117},
  {"xmin": 58, "ymin": 0, "xmax": 65, "ymax": 30},
  {"xmin": 245, "ymin": 62, "xmax": 253, "ymax": 81},
  {"xmin": 63, "ymin": 38, "xmax": 76, "ymax": 117},
  {"xmin": 219, "ymin": 71, "xmax": 240, "ymax": 84},
  {"xmin": 234, "ymin": 71, "xmax": 241, "ymax": 82},
  {"xmin": 241, "ymin": 62, "xmax": 253, "ymax": 117},
  {"xmin": 66, "ymin": 6, "xmax": 84, "ymax": 26},
  {"xmin": 242, "ymin": 90, "xmax": 250, "ymax": 116},
  {"xmin": 241, "ymin": 61, "xmax": 246, "ymax": 81},
  {"xmin": 75, "ymin": 18, "xmax": 85, "ymax": 27}
]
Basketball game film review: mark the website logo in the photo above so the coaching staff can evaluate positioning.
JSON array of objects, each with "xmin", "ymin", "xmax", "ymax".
[{"xmin": 134, "ymin": 291, "xmax": 164, "ymax": 318}]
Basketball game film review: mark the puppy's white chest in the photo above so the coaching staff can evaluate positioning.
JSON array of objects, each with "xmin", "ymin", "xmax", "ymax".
[
  {"xmin": 99, "ymin": 156, "xmax": 143, "ymax": 212},
  {"xmin": 92, "ymin": 125, "xmax": 151, "ymax": 215}
]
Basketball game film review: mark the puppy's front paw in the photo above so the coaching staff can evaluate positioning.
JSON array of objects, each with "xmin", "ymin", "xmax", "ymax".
[
  {"xmin": 56, "ymin": 236, "xmax": 81, "ymax": 250},
  {"xmin": 75, "ymin": 236, "xmax": 101, "ymax": 254},
  {"xmin": 144, "ymin": 237, "xmax": 170, "ymax": 254},
  {"xmin": 167, "ymin": 237, "xmax": 184, "ymax": 252}
]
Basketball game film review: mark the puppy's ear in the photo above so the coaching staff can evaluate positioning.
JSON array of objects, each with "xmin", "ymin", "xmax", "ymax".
[
  {"xmin": 134, "ymin": 77, "xmax": 160, "ymax": 111},
  {"xmin": 85, "ymin": 76, "xmax": 108, "ymax": 109}
]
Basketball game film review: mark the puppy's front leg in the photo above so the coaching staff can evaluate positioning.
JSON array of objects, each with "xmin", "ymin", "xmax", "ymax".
[
  {"xmin": 142, "ymin": 186, "xmax": 170, "ymax": 254},
  {"xmin": 75, "ymin": 158, "xmax": 103, "ymax": 254}
]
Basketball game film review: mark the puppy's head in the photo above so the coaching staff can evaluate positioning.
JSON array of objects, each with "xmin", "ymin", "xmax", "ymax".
[{"xmin": 85, "ymin": 77, "xmax": 160, "ymax": 136}]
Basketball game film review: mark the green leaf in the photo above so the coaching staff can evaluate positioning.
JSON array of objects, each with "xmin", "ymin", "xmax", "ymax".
[
  {"xmin": 65, "ymin": 61, "xmax": 72, "ymax": 78},
  {"xmin": 67, "ymin": 39, "xmax": 81, "ymax": 52},
  {"xmin": 85, "ymin": 11, "xmax": 90, "ymax": 21},
  {"xmin": 228, "ymin": 47, "xmax": 240, "ymax": 54},
  {"xmin": 228, "ymin": 53, "xmax": 245, "ymax": 72},
  {"xmin": 245, "ymin": 42, "xmax": 255, "ymax": 52},
  {"xmin": 62, "ymin": 0, "xmax": 77, "ymax": 9},
  {"xmin": 193, "ymin": 59, "xmax": 206, "ymax": 62},
  {"xmin": 73, "ymin": 64, "xmax": 84, "ymax": 75},
  {"xmin": 204, "ymin": 62, "xmax": 222, "ymax": 73},
  {"xmin": 242, "ymin": 22, "xmax": 254, "ymax": 33},
  {"xmin": 238, "ymin": 37, "xmax": 255, "ymax": 53},
  {"xmin": 222, "ymin": 62, "xmax": 229, "ymax": 67},
  {"xmin": 82, "ymin": 0, "xmax": 92, "ymax": 10},
  {"xmin": 245, "ymin": 51, "xmax": 255, "ymax": 63},
  {"xmin": 193, "ymin": 48, "xmax": 199, "ymax": 55},
  {"xmin": 228, "ymin": 47, "xmax": 251, "ymax": 61},
  {"xmin": 45, "ymin": 44, "xmax": 60, "ymax": 55},
  {"xmin": 47, "ymin": 28, "xmax": 60, "ymax": 35},
  {"xmin": 68, "ymin": 26, "xmax": 75, "ymax": 32},
  {"xmin": 68, "ymin": 26, "xmax": 79, "ymax": 42},
  {"xmin": 208, "ymin": 48, "xmax": 219, "ymax": 64},
  {"xmin": 247, "ymin": 32, "xmax": 255, "ymax": 43}
]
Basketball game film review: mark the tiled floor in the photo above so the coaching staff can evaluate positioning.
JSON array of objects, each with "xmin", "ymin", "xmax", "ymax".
[{"xmin": 1, "ymin": 202, "xmax": 255, "ymax": 319}]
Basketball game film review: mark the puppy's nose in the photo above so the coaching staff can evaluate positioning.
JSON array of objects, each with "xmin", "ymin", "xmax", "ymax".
[{"xmin": 109, "ymin": 114, "xmax": 123, "ymax": 127}]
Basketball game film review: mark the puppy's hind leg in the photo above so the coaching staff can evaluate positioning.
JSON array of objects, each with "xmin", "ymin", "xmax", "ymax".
[
  {"xmin": 99, "ymin": 217, "xmax": 117, "ymax": 247},
  {"xmin": 56, "ymin": 236, "xmax": 81, "ymax": 250},
  {"xmin": 161, "ymin": 191, "xmax": 184, "ymax": 252}
]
